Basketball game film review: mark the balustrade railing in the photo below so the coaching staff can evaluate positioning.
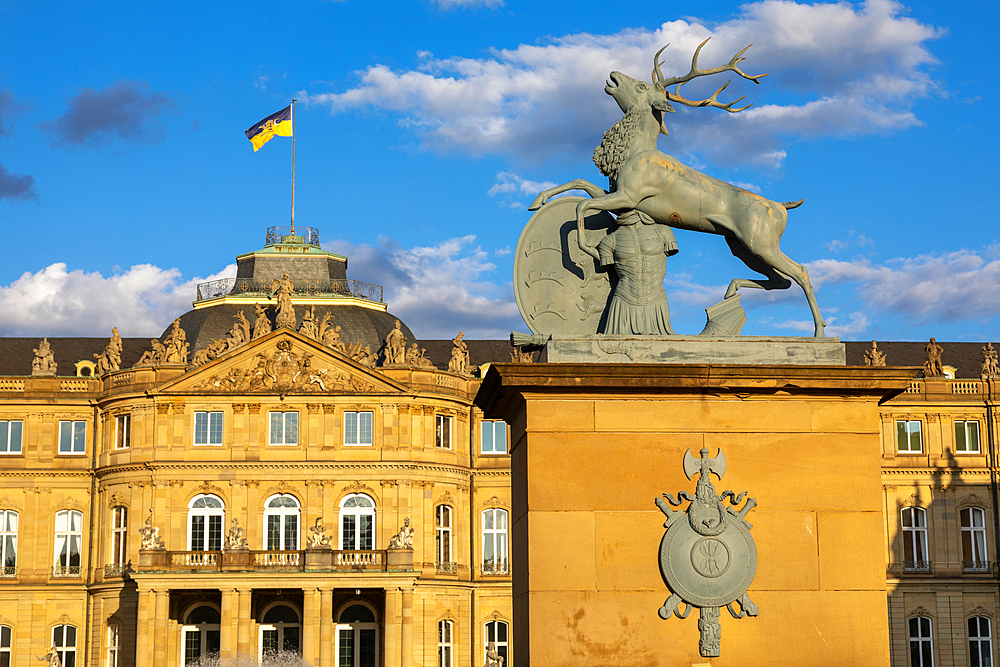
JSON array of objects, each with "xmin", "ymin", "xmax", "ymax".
[
  {"xmin": 255, "ymin": 551, "xmax": 303, "ymax": 568},
  {"xmin": 903, "ymin": 560, "xmax": 931, "ymax": 573},
  {"xmin": 266, "ymin": 226, "xmax": 321, "ymax": 246},
  {"xmin": 196, "ymin": 277, "xmax": 383, "ymax": 303},
  {"xmin": 172, "ymin": 551, "xmax": 221, "ymax": 569},
  {"xmin": 335, "ymin": 550, "xmax": 384, "ymax": 569}
]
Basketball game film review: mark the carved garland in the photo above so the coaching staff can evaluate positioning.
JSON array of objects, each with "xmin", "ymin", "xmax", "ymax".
[
  {"xmin": 107, "ymin": 491, "xmax": 130, "ymax": 509},
  {"xmin": 341, "ymin": 481, "xmax": 377, "ymax": 501},
  {"xmin": 956, "ymin": 493, "xmax": 992, "ymax": 510},
  {"xmin": 969, "ymin": 606, "xmax": 994, "ymax": 619},
  {"xmin": 0, "ymin": 495, "xmax": 23, "ymax": 510},
  {"xmin": 908, "ymin": 606, "xmax": 934, "ymax": 620},
  {"xmin": 263, "ymin": 481, "xmax": 301, "ymax": 502},
  {"xmin": 438, "ymin": 491, "xmax": 456, "ymax": 507},
  {"xmin": 480, "ymin": 494, "xmax": 510, "ymax": 511}
]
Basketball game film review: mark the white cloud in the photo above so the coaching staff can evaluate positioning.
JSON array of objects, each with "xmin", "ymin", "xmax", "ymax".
[
  {"xmin": 767, "ymin": 311, "xmax": 871, "ymax": 337},
  {"xmin": 0, "ymin": 263, "xmax": 236, "ymax": 337},
  {"xmin": 323, "ymin": 235, "xmax": 521, "ymax": 338},
  {"xmin": 810, "ymin": 251, "xmax": 1000, "ymax": 323},
  {"xmin": 304, "ymin": 0, "xmax": 942, "ymax": 167},
  {"xmin": 488, "ymin": 171, "xmax": 557, "ymax": 209}
]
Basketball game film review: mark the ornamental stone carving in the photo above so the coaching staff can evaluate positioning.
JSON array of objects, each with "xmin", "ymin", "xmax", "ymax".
[
  {"xmin": 656, "ymin": 447, "xmax": 758, "ymax": 658},
  {"xmin": 164, "ymin": 319, "xmax": 189, "ymax": 364},
  {"xmin": 383, "ymin": 320, "xmax": 406, "ymax": 365},
  {"xmin": 388, "ymin": 517, "xmax": 414, "ymax": 550},
  {"xmin": 864, "ymin": 340, "xmax": 886, "ymax": 367},
  {"xmin": 405, "ymin": 344, "xmax": 435, "ymax": 369},
  {"xmin": 982, "ymin": 342, "xmax": 999, "ymax": 379},
  {"xmin": 483, "ymin": 642, "xmax": 504, "ymax": 667},
  {"xmin": 269, "ymin": 272, "xmax": 297, "ymax": 330},
  {"xmin": 94, "ymin": 327, "xmax": 122, "ymax": 374},
  {"xmin": 225, "ymin": 518, "xmax": 248, "ymax": 551},
  {"xmin": 252, "ymin": 302, "xmax": 272, "ymax": 340},
  {"xmin": 448, "ymin": 331, "xmax": 471, "ymax": 375},
  {"xmin": 308, "ymin": 517, "xmax": 331, "ymax": 548},
  {"xmin": 31, "ymin": 338, "xmax": 57, "ymax": 376},
  {"xmin": 136, "ymin": 339, "xmax": 167, "ymax": 367},
  {"xmin": 138, "ymin": 509, "xmax": 165, "ymax": 551},
  {"xmin": 924, "ymin": 338, "xmax": 945, "ymax": 377}
]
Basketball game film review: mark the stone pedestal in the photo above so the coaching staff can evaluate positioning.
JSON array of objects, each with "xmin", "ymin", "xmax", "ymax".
[
  {"xmin": 539, "ymin": 335, "xmax": 845, "ymax": 365},
  {"xmin": 305, "ymin": 547, "xmax": 334, "ymax": 569},
  {"xmin": 222, "ymin": 549, "xmax": 251, "ymax": 570},
  {"xmin": 138, "ymin": 549, "xmax": 168, "ymax": 570},
  {"xmin": 387, "ymin": 548, "xmax": 414, "ymax": 570},
  {"xmin": 476, "ymin": 362, "xmax": 913, "ymax": 667}
]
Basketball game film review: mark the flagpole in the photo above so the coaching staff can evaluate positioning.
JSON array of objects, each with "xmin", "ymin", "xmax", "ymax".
[{"xmin": 291, "ymin": 99, "xmax": 296, "ymax": 236}]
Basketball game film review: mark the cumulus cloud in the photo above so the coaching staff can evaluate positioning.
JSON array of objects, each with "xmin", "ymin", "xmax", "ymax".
[
  {"xmin": 43, "ymin": 80, "xmax": 176, "ymax": 147},
  {"xmin": 488, "ymin": 171, "xmax": 557, "ymax": 208},
  {"xmin": 304, "ymin": 0, "xmax": 942, "ymax": 167},
  {"xmin": 809, "ymin": 250, "xmax": 1000, "ymax": 323},
  {"xmin": 323, "ymin": 235, "xmax": 520, "ymax": 338},
  {"xmin": 0, "ymin": 164, "xmax": 37, "ymax": 201},
  {"xmin": 0, "ymin": 263, "xmax": 236, "ymax": 337}
]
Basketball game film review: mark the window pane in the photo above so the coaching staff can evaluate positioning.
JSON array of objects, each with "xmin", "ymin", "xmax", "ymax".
[
  {"xmin": 283, "ymin": 626, "xmax": 299, "ymax": 652},
  {"xmin": 343, "ymin": 515, "xmax": 356, "ymax": 550},
  {"xmin": 360, "ymin": 629, "xmax": 376, "ymax": 667},
  {"xmin": 496, "ymin": 422, "xmax": 507, "ymax": 453},
  {"xmin": 482, "ymin": 423, "xmax": 494, "ymax": 453},
  {"xmin": 262, "ymin": 628, "xmax": 278, "ymax": 654},
  {"xmin": 270, "ymin": 412, "xmax": 283, "ymax": 444},
  {"xmin": 191, "ymin": 516, "xmax": 205, "ymax": 550},
  {"xmin": 360, "ymin": 515, "xmax": 373, "ymax": 550},
  {"xmin": 338, "ymin": 629, "xmax": 353, "ymax": 667},
  {"xmin": 208, "ymin": 515, "xmax": 222, "ymax": 551},
  {"xmin": 969, "ymin": 423, "xmax": 980, "ymax": 452},
  {"xmin": 897, "ymin": 421, "xmax": 908, "ymax": 452},
  {"xmin": 956, "ymin": 421, "xmax": 967, "ymax": 451},
  {"xmin": 345, "ymin": 412, "xmax": 357, "ymax": 445},
  {"xmin": 285, "ymin": 412, "xmax": 298, "ymax": 444},
  {"xmin": 285, "ymin": 516, "xmax": 298, "ymax": 550},
  {"xmin": 73, "ymin": 422, "xmax": 86, "ymax": 453},
  {"xmin": 59, "ymin": 422, "xmax": 71, "ymax": 452},
  {"xmin": 360, "ymin": 412, "xmax": 372, "ymax": 445},
  {"xmin": 210, "ymin": 412, "xmax": 223, "ymax": 444},
  {"xmin": 9, "ymin": 421, "xmax": 19, "ymax": 453},
  {"xmin": 268, "ymin": 515, "xmax": 281, "ymax": 551}
]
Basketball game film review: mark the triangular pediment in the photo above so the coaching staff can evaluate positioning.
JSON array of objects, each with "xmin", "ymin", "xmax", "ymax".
[{"xmin": 155, "ymin": 329, "xmax": 407, "ymax": 395}]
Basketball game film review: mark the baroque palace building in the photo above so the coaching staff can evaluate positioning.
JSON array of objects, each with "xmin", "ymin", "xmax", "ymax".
[
  {"xmin": 0, "ymin": 227, "xmax": 515, "ymax": 667},
  {"xmin": 1, "ymin": 228, "xmax": 999, "ymax": 667}
]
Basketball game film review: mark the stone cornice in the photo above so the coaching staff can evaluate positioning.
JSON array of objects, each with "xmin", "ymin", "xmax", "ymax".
[{"xmin": 94, "ymin": 461, "xmax": 491, "ymax": 479}]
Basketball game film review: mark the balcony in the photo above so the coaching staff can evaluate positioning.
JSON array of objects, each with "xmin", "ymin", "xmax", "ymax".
[
  {"xmin": 963, "ymin": 560, "xmax": 991, "ymax": 573},
  {"xmin": 903, "ymin": 560, "xmax": 932, "ymax": 573},
  {"xmin": 436, "ymin": 561, "xmax": 458, "ymax": 574},
  {"xmin": 482, "ymin": 561, "xmax": 510, "ymax": 576},
  {"xmin": 52, "ymin": 565, "xmax": 82, "ymax": 578},
  {"xmin": 104, "ymin": 563, "xmax": 128, "ymax": 577},
  {"xmin": 0, "ymin": 566, "xmax": 15, "ymax": 578},
  {"xmin": 138, "ymin": 549, "xmax": 389, "ymax": 573}
]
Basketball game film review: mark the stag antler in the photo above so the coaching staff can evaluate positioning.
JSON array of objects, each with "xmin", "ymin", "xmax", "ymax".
[{"xmin": 652, "ymin": 38, "xmax": 768, "ymax": 113}]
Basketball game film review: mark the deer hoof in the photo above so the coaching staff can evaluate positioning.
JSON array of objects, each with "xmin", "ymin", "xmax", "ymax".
[{"xmin": 528, "ymin": 195, "xmax": 546, "ymax": 211}]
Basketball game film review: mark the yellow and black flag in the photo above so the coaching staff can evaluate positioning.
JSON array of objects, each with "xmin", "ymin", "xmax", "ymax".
[{"xmin": 245, "ymin": 105, "xmax": 293, "ymax": 152}]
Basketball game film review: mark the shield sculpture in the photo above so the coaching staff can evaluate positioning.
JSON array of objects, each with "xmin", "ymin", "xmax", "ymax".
[{"xmin": 655, "ymin": 447, "xmax": 759, "ymax": 657}]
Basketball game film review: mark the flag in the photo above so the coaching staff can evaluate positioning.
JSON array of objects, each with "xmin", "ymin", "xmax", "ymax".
[{"xmin": 245, "ymin": 105, "xmax": 292, "ymax": 152}]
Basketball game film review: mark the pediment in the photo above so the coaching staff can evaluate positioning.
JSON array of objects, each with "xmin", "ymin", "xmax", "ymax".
[{"xmin": 155, "ymin": 329, "xmax": 407, "ymax": 395}]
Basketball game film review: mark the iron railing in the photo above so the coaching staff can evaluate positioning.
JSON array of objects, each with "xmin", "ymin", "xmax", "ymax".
[
  {"xmin": 0, "ymin": 566, "xmax": 15, "ymax": 578},
  {"xmin": 104, "ymin": 563, "xmax": 128, "ymax": 577},
  {"xmin": 482, "ymin": 561, "xmax": 510, "ymax": 576},
  {"xmin": 52, "ymin": 565, "xmax": 82, "ymax": 578},
  {"xmin": 266, "ymin": 226, "xmax": 321, "ymax": 246},
  {"xmin": 436, "ymin": 561, "xmax": 458, "ymax": 574},
  {"xmin": 963, "ymin": 560, "xmax": 991, "ymax": 573},
  {"xmin": 196, "ymin": 277, "xmax": 383, "ymax": 303},
  {"xmin": 903, "ymin": 560, "xmax": 931, "ymax": 573}
]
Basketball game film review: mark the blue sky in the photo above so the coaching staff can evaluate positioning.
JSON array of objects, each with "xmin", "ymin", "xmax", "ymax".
[{"xmin": 0, "ymin": 0, "xmax": 997, "ymax": 341}]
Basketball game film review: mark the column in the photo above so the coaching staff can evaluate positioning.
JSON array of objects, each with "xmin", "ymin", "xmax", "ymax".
[
  {"xmin": 385, "ymin": 587, "xmax": 401, "ymax": 667},
  {"xmin": 401, "ymin": 587, "xmax": 414, "ymax": 667},
  {"xmin": 237, "ymin": 588, "xmax": 252, "ymax": 654},
  {"xmin": 320, "ymin": 588, "xmax": 334, "ymax": 667},
  {"xmin": 221, "ymin": 589, "xmax": 236, "ymax": 659},
  {"xmin": 135, "ymin": 588, "xmax": 153, "ymax": 667},
  {"xmin": 302, "ymin": 588, "xmax": 319, "ymax": 666},
  {"xmin": 153, "ymin": 589, "xmax": 170, "ymax": 667}
]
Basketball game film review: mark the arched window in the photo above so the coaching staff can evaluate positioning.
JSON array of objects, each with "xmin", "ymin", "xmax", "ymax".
[
  {"xmin": 961, "ymin": 507, "xmax": 989, "ymax": 572},
  {"xmin": 339, "ymin": 495, "xmax": 375, "ymax": 551},
  {"xmin": 52, "ymin": 624, "xmax": 77, "ymax": 667},
  {"xmin": 182, "ymin": 605, "xmax": 221, "ymax": 665},
  {"xmin": 107, "ymin": 622, "xmax": 121, "ymax": 667},
  {"xmin": 484, "ymin": 620, "xmax": 509, "ymax": 667},
  {"xmin": 436, "ymin": 505, "xmax": 453, "ymax": 572},
  {"xmin": 901, "ymin": 507, "xmax": 929, "ymax": 572},
  {"xmin": 53, "ymin": 510, "xmax": 83, "ymax": 577},
  {"xmin": 110, "ymin": 507, "xmax": 128, "ymax": 574},
  {"xmin": 0, "ymin": 510, "xmax": 16, "ymax": 577},
  {"xmin": 335, "ymin": 603, "xmax": 378, "ymax": 667},
  {"xmin": 1, "ymin": 625, "xmax": 12, "ymax": 667},
  {"xmin": 482, "ymin": 508, "xmax": 509, "ymax": 575},
  {"xmin": 909, "ymin": 616, "xmax": 933, "ymax": 667},
  {"xmin": 264, "ymin": 495, "xmax": 301, "ymax": 551},
  {"xmin": 969, "ymin": 616, "xmax": 992, "ymax": 667},
  {"xmin": 260, "ymin": 603, "xmax": 301, "ymax": 658},
  {"xmin": 188, "ymin": 495, "xmax": 225, "ymax": 551},
  {"xmin": 438, "ymin": 620, "xmax": 453, "ymax": 667}
]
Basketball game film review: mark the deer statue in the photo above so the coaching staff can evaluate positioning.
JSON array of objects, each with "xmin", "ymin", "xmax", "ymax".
[{"xmin": 528, "ymin": 39, "xmax": 826, "ymax": 337}]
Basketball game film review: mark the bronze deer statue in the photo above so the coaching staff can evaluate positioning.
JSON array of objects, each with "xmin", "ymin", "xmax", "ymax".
[{"xmin": 528, "ymin": 39, "xmax": 826, "ymax": 337}]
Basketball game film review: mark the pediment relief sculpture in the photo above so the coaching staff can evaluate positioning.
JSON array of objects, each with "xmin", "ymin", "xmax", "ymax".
[
  {"xmin": 193, "ymin": 339, "xmax": 378, "ymax": 393},
  {"xmin": 31, "ymin": 338, "xmax": 57, "ymax": 376},
  {"xmin": 192, "ymin": 311, "xmax": 252, "ymax": 367}
]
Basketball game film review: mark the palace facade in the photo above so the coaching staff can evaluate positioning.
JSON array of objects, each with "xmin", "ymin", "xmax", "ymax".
[{"xmin": 0, "ymin": 229, "xmax": 998, "ymax": 667}]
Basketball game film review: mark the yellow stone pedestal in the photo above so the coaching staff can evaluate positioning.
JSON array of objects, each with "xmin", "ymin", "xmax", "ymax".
[{"xmin": 476, "ymin": 363, "xmax": 913, "ymax": 667}]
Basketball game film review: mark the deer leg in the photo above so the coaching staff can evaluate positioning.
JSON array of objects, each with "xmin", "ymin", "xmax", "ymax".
[
  {"xmin": 723, "ymin": 236, "xmax": 792, "ymax": 298},
  {"xmin": 754, "ymin": 247, "xmax": 826, "ymax": 337},
  {"xmin": 528, "ymin": 179, "xmax": 608, "ymax": 211}
]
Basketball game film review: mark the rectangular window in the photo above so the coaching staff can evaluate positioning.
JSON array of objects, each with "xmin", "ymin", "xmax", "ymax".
[
  {"xmin": 194, "ymin": 411, "xmax": 223, "ymax": 446},
  {"xmin": 58, "ymin": 421, "xmax": 87, "ymax": 455},
  {"xmin": 269, "ymin": 411, "xmax": 299, "ymax": 446},
  {"xmin": 0, "ymin": 510, "xmax": 16, "ymax": 576},
  {"xmin": 955, "ymin": 420, "xmax": 981, "ymax": 454},
  {"xmin": 114, "ymin": 415, "xmax": 130, "ymax": 450},
  {"xmin": 111, "ymin": 507, "xmax": 127, "ymax": 569},
  {"xmin": 436, "ymin": 415, "xmax": 452, "ymax": 449},
  {"xmin": 344, "ymin": 411, "xmax": 373, "ymax": 446},
  {"xmin": 481, "ymin": 420, "xmax": 508, "ymax": 454},
  {"xmin": 896, "ymin": 420, "xmax": 923, "ymax": 454},
  {"xmin": 438, "ymin": 620, "xmax": 453, "ymax": 667},
  {"xmin": 0, "ymin": 421, "xmax": 22, "ymax": 455}
]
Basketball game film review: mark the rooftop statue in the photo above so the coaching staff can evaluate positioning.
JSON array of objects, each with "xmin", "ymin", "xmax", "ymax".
[
  {"xmin": 448, "ymin": 331, "xmax": 471, "ymax": 375},
  {"xmin": 269, "ymin": 271, "xmax": 297, "ymax": 330},
  {"xmin": 252, "ymin": 303, "xmax": 273, "ymax": 340},
  {"xmin": 164, "ymin": 319, "xmax": 189, "ymax": 364},
  {"xmin": 864, "ymin": 340, "xmax": 886, "ymax": 367},
  {"xmin": 520, "ymin": 39, "xmax": 826, "ymax": 337},
  {"xmin": 383, "ymin": 319, "xmax": 406, "ymax": 365},
  {"xmin": 924, "ymin": 338, "xmax": 945, "ymax": 377},
  {"xmin": 982, "ymin": 343, "xmax": 999, "ymax": 379},
  {"xmin": 94, "ymin": 327, "xmax": 122, "ymax": 374},
  {"xmin": 31, "ymin": 338, "xmax": 57, "ymax": 376}
]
